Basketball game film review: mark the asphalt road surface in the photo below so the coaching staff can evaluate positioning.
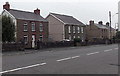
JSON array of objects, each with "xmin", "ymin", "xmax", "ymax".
[{"xmin": 2, "ymin": 44, "xmax": 119, "ymax": 74}]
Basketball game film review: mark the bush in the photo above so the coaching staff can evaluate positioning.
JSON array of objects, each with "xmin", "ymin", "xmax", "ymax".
[
  {"xmin": 116, "ymin": 31, "xmax": 120, "ymax": 39},
  {"xmin": 74, "ymin": 38, "xmax": 82, "ymax": 43}
]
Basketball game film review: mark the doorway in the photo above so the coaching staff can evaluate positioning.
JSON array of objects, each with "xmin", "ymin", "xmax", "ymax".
[{"xmin": 32, "ymin": 35, "xmax": 35, "ymax": 48}]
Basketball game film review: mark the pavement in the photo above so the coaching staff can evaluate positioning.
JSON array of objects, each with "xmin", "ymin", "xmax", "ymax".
[
  {"xmin": 2, "ymin": 44, "xmax": 110, "ymax": 56},
  {"xmin": 2, "ymin": 44, "xmax": 119, "ymax": 74}
]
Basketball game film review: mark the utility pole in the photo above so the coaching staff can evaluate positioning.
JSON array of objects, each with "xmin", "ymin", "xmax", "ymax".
[{"xmin": 109, "ymin": 11, "xmax": 112, "ymax": 39}]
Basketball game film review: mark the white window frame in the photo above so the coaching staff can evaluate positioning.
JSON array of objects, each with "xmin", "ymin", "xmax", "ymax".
[
  {"xmin": 68, "ymin": 26, "xmax": 71, "ymax": 33},
  {"xmin": 73, "ymin": 26, "xmax": 76, "ymax": 33},
  {"xmin": 24, "ymin": 35, "xmax": 28, "ymax": 44},
  {"xmin": 78, "ymin": 36, "xmax": 80, "ymax": 38},
  {"xmin": 23, "ymin": 22, "xmax": 28, "ymax": 31},
  {"xmin": 40, "ymin": 35, "xmax": 43, "ymax": 41},
  {"xmin": 78, "ymin": 27, "xmax": 80, "ymax": 33},
  {"xmin": 73, "ymin": 35, "xmax": 76, "ymax": 39},
  {"xmin": 31, "ymin": 22, "xmax": 35, "ymax": 31},
  {"xmin": 69, "ymin": 35, "xmax": 71, "ymax": 40},
  {"xmin": 81, "ymin": 27, "xmax": 84, "ymax": 33},
  {"xmin": 40, "ymin": 23, "xmax": 43, "ymax": 32}
]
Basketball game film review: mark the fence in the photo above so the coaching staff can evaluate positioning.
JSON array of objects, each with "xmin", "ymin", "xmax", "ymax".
[{"xmin": 2, "ymin": 42, "xmax": 24, "ymax": 52}]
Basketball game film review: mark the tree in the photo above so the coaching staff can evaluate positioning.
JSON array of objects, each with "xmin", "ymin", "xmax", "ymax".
[{"xmin": 2, "ymin": 15, "xmax": 15, "ymax": 42}]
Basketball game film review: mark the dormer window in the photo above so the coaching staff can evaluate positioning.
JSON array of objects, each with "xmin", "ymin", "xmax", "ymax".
[
  {"xmin": 31, "ymin": 22, "xmax": 35, "ymax": 31},
  {"xmin": 23, "ymin": 22, "xmax": 28, "ymax": 31}
]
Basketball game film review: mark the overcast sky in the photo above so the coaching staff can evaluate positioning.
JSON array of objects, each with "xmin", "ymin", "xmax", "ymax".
[{"xmin": 0, "ymin": 0, "xmax": 119, "ymax": 28}]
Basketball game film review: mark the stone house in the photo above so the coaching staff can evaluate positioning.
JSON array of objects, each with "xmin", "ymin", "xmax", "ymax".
[{"xmin": 86, "ymin": 20, "xmax": 116, "ymax": 42}]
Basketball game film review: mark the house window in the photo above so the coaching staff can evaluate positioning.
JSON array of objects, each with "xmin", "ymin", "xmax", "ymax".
[
  {"xmin": 68, "ymin": 26, "xmax": 71, "ymax": 33},
  {"xmin": 40, "ymin": 23, "xmax": 43, "ymax": 32},
  {"xmin": 69, "ymin": 35, "xmax": 71, "ymax": 40},
  {"xmin": 40, "ymin": 35, "xmax": 43, "ymax": 41},
  {"xmin": 78, "ymin": 36, "xmax": 80, "ymax": 38},
  {"xmin": 77, "ymin": 27, "xmax": 80, "ymax": 33},
  {"xmin": 81, "ymin": 27, "xmax": 84, "ymax": 33},
  {"xmin": 73, "ymin": 26, "xmax": 76, "ymax": 33},
  {"xmin": 31, "ymin": 22, "xmax": 35, "ymax": 31},
  {"xmin": 73, "ymin": 35, "xmax": 76, "ymax": 39},
  {"xmin": 23, "ymin": 35, "xmax": 28, "ymax": 44},
  {"xmin": 23, "ymin": 22, "xmax": 28, "ymax": 31}
]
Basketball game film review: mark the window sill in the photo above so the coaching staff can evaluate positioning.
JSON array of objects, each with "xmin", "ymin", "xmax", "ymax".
[
  {"xmin": 32, "ymin": 30, "xmax": 36, "ymax": 32},
  {"xmin": 23, "ymin": 30, "xmax": 28, "ymax": 32}
]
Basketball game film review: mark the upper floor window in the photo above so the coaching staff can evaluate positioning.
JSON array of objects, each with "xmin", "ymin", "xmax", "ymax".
[
  {"xmin": 73, "ymin": 26, "xmax": 76, "ymax": 33},
  {"xmin": 23, "ymin": 22, "xmax": 28, "ymax": 31},
  {"xmin": 40, "ymin": 23, "xmax": 43, "ymax": 32},
  {"xmin": 31, "ymin": 22, "xmax": 35, "ymax": 31},
  {"xmin": 81, "ymin": 27, "xmax": 84, "ymax": 33},
  {"xmin": 68, "ymin": 26, "xmax": 71, "ymax": 33},
  {"xmin": 77, "ymin": 27, "xmax": 80, "ymax": 33}
]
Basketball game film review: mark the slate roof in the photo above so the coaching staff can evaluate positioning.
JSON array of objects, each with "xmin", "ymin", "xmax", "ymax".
[
  {"xmin": 94, "ymin": 23, "xmax": 108, "ymax": 29},
  {"xmin": 104, "ymin": 25, "xmax": 115, "ymax": 30},
  {"xmin": 50, "ymin": 13, "xmax": 85, "ymax": 26},
  {"xmin": 7, "ymin": 9, "xmax": 47, "ymax": 22}
]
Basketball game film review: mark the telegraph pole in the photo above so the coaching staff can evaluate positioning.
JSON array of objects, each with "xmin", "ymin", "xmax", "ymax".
[{"xmin": 109, "ymin": 11, "xmax": 112, "ymax": 39}]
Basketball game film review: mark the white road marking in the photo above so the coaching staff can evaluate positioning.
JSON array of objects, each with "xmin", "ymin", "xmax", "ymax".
[
  {"xmin": 86, "ymin": 52, "xmax": 99, "ymax": 55},
  {"xmin": 57, "ymin": 57, "xmax": 71, "ymax": 62},
  {"xmin": 0, "ymin": 63, "xmax": 46, "ymax": 74},
  {"xmin": 114, "ymin": 48, "xmax": 118, "ymax": 50},
  {"xmin": 71, "ymin": 56, "xmax": 80, "ymax": 59},
  {"xmin": 104, "ymin": 49, "xmax": 112, "ymax": 52}
]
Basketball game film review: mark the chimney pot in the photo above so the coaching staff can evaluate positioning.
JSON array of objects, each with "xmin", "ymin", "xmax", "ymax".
[
  {"xmin": 106, "ymin": 22, "xmax": 109, "ymax": 26},
  {"xmin": 98, "ymin": 21, "xmax": 103, "ymax": 25},
  {"xmin": 3, "ymin": 2, "xmax": 10, "ymax": 10},
  {"xmin": 89, "ymin": 20, "xmax": 94, "ymax": 25},
  {"xmin": 34, "ymin": 8, "xmax": 40, "ymax": 15}
]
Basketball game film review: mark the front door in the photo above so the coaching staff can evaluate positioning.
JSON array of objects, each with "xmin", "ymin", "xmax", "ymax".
[{"xmin": 32, "ymin": 35, "xmax": 35, "ymax": 48}]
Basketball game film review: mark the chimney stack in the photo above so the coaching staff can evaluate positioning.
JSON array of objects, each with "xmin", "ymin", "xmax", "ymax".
[
  {"xmin": 89, "ymin": 20, "xmax": 94, "ymax": 25},
  {"xmin": 106, "ymin": 22, "xmax": 109, "ymax": 26},
  {"xmin": 98, "ymin": 21, "xmax": 103, "ymax": 25},
  {"xmin": 34, "ymin": 8, "xmax": 40, "ymax": 15},
  {"xmin": 3, "ymin": 2, "xmax": 10, "ymax": 11}
]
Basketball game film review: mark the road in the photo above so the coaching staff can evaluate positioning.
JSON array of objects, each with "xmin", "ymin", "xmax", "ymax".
[{"xmin": 2, "ymin": 44, "xmax": 119, "ymax": 74}]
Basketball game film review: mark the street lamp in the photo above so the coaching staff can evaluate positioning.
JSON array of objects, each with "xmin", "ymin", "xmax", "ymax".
[
  {"xmin": 109, "ymin": 11, "xmax": 118, "ymax": 39},
  {"xmin": 109, "ymin": 11, "xmax": 112, "ymax": 39},
  {"xmin": 112, "ymin": 13, "xmax": 118, "ymax": 30}
]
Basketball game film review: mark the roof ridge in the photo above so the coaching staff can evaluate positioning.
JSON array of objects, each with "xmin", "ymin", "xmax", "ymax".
[
  {"xmin": 10, "ymin": 9, "xmax": 35, "ymax": 14},
  {"xmin": 7, "ymin": 9, "xmax": 47, "ymax": 21},
  {"xmin": 50, "ymin": 13, "xmax": 73, "ymax": 17}
]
